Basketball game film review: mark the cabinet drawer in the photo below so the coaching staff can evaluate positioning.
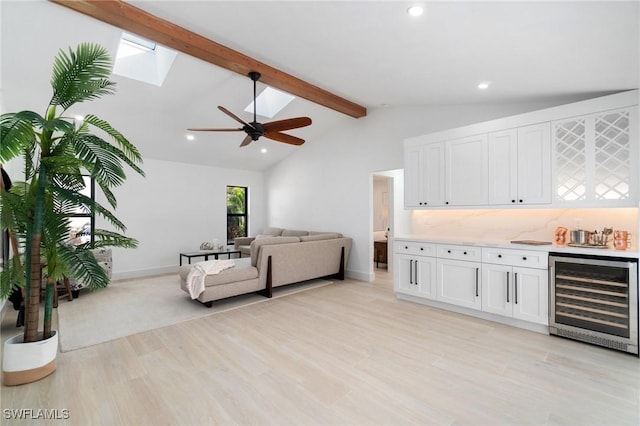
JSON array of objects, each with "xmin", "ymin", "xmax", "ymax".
[
  {"xmin": 482, "ymin": 247, "xmax": 548, "ymax": 269},
  {"xmin": 395, "ymin": 241, "xmax": 437, "ymax": 257},
  {"xmin": 437, "ymin": 244, "xmax": 482, "ymax": 262}
]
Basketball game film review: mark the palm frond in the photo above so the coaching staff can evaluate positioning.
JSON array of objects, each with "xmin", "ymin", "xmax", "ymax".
[
  {"xmin": 0, "ymin": 113, "xmax": 38, "ymax": 163},
  {"xmin": 88, "ymin": 229, "xmax": 138, "ymax": 249},
  {"xmin": 50, "ymin": 43, "xmax": 115, "ymax": 111},
  {"xmin": 58, "ymin": 246, "xmax": 109, "ymax": 290},
  {"xmin": 0, "ymin": 258, "xmax": 25, "ymax": 299},
  {"xmin": 84, "ymin": 115, "xmax": 145, "ymax": 173},
  {"xmin": 71, "ymin": 134, "xmax": 127, "ymax": 188}
]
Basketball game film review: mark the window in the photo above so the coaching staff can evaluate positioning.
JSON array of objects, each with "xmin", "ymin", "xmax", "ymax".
[
  {"xmin": 227, "ymin": 186, "xmax": 248, "ymax": 244},
  {"xmin": 67, "ymin": 176, "xmax": 95, "ymax": 246}
]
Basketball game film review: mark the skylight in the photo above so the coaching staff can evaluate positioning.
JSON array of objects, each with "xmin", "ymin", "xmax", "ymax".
[
  {"xmin": 244, "ymin": 87, "xmax": 295, "ymax": 119},
  {"xmin": 113, "ymin": 32, "xmax": 177, "ymax": 87}
]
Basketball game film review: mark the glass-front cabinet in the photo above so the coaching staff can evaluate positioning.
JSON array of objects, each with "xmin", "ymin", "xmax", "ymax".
[{"xmin": 552, "ymin": 106, "xmax": 638, "ymax": 207}]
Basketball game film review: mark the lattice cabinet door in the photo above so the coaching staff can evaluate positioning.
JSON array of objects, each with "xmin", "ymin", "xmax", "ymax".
[{"xmin": 552, "ymin": 106, "xmax": 638, "ymax": 206}]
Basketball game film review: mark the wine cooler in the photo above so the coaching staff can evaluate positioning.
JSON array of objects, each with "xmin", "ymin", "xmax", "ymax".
[{"xmin": 549, "ymin": 254, "xmax": 638, "ymax": 355}]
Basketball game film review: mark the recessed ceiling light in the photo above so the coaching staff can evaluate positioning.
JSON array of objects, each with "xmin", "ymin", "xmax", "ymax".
[
  {"xmin": 186, "ymin": 134, "xmax": 195, "ymax": 141},
  {"xmin": 261, "ymin": 148, "xmax": 267, "ymax": 154},
  {"xmin": 74, "ymin": 115, "xmax": 84, "ymax": 122},
  {"xmin": 478, "ymin": 82, "xmax": 490, "ymax": 89},
  {"xmin": 407, "ymin": 6, "xmax": 424, "ymax": 17}
]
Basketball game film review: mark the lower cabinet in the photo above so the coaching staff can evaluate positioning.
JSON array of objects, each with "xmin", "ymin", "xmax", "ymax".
[
  {"xmin": 436, "ymin": 258, "xmax": 482, "ymax": 310},
  {"xmin": 482, "ymin": 264, "xmax": 549, "ymax": 325},
  {"xmin": 395, "ymin": 254, "xmax": 437, "ymax": 299},
  {"xmin": 394, "ymin": 241, "xmax": 550, "ymax": 330}
]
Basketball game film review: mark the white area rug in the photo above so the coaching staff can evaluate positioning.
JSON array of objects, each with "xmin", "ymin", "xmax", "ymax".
[{"xmin": 57, "ymin": 274, "xmax": 332, "ymax": 352}]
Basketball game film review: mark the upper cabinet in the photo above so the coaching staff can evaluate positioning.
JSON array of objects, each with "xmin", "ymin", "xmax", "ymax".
[
  {"xmin": 446, "ymin": 135, "xmax": 488, "ymax": 206},
  {"xmin": 488, "ymin": 123, "xmax": 551, "ymax": 205},
  {"xmin": 404, "ymin": 91, "xmax": 638, "ymax": 209},
  {"xmin": 404, "ymin": 142, "xmax": 446, "ymax": 207},
  {"xmin": 553, "ymin": 106, "xmax": 638, "ymax": 207}
]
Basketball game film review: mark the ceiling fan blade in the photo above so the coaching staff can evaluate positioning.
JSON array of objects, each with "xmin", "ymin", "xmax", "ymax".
[
  {"xmin": 187, "ymin": 127, "xmax": 243, "ymax": 132},
  {"xmin": 239, "ymin": 135, "xmax": 253, "ymax": 147},
  {"xmin": 218, "ymin": 106, "xmax": 253, "ymax": 128},
  {"xmin": 262, "ymin": 117, "xmax": 312, "ymax": 132},
  {"xmin": 264, "ymin": 131, "xmax": 305, "ymax": 146}
]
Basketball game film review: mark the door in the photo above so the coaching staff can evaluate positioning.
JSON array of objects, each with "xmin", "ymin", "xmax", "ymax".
[
  {"xmin": 424, "ymin": 142, "xmax": 445, "ymax": 206},
  {"xmin": 395, "ymin": 254, "xmax": 436, "ymax": 299},
  {"xmin": 445, "ymin": 134, "xmax": 488, "ymax": 205},
  {"xmin": 404, "ymin": 145, "xmax": 424, "ymax": 207},
  {"xmin": 512, "ymin": 267, "xmax": 548, "ymax": 325},
  {"xmin": 482, "ymin": 264, "xmax": 513, "ymax": 317},
  {"xmin": 437, "ymin": 259, "xmax": 482, "ymax": 309},
  {"xmin": 488, "ymin": 129, "xmax": 518, "ymax": 205},
  {"xmin": 517, "ymin": 123, "xmax": 551, "ymax": 204}
]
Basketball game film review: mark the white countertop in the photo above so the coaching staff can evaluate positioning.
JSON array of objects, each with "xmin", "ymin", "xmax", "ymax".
[{"xmin": 393, "ymin": 235, "xmax": 640, "ymax": 259}]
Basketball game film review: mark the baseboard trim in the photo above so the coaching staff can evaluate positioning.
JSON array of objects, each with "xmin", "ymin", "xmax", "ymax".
[{"xmin": 346, "ymin": 269, "xmax": 372, "ymax": 282}]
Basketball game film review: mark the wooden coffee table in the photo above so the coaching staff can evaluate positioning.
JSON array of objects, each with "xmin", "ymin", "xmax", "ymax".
[{"xmin": 179, "ymin": 249, "xmax": 241, "ymax": 266}]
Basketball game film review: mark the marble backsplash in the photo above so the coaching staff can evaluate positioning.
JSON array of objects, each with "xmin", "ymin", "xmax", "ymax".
[{"xmin": 410, "ymin": 208, "xmax": 638, "ymax": 248}]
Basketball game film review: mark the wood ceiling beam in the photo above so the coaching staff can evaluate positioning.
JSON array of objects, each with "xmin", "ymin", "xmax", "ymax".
[{"xmin": 50, "ymin": 0, "xmax": 367, "ymax": 118}]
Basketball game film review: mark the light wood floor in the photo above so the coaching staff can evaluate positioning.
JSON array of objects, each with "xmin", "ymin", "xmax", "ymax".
[{"xmin": 1, "ymin": 269, "xmax": 639, "ymax": 425}]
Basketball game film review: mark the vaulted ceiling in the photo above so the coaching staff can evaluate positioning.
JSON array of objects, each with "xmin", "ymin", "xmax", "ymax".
[{"xmin": 1, "ymin": 1, "xmax": 638, "ymax": 171}]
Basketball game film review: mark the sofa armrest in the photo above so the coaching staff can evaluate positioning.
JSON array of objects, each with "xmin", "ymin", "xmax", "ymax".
[{"xmin": 234, "ymin": 237, "xmax": 256, "ymax": 249}]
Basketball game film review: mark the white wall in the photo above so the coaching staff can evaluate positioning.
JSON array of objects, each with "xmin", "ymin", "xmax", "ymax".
[
  {"xmin": 266, "ymin": 100, "xmax": 574, "ymax": 281},
  {"xmin": 99, "ymin": 158, "xmax": 267, "ymax": 279}
]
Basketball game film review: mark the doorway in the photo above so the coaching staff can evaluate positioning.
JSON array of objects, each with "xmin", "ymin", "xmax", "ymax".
[{"xmin": 371, "ymin": 169, "xmax": 409, "ymax": 281}]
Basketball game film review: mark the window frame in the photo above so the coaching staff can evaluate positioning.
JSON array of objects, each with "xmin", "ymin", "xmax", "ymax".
[
  {"xmin": 226, "ymin": 185, "xmax": 248, "ymax": 245},
  {"xmin": 68, "ymin": 175, "xmax": 95, "ymax": 247}
]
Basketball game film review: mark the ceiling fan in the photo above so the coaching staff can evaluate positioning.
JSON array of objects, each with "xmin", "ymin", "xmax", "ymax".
[{"xmin": 188, "ymin": 71, "xmax": 312, "ymax": 147}]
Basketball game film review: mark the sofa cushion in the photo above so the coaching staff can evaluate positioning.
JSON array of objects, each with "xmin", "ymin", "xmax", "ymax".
[
  {"xmin": 308, "ymin": 231, "xmax": 343, "ymax": 237},
  {"xmin": 263, "ymin": 227, "xmax": 284, "ymax": 236},
  {"xmin": 179, "ymin": 258, "xmax": 257, "ymax": 287},
  {"xmin": 299, "ymin": 233, "xmax": 342, "ymax": 242},
  {"xmin": 250, "ymin": 236, "xmax": 300, "ymax": 266},
  {"xmin": 281, "ymin": 229, "xmax": 309, "ymax": 237}
]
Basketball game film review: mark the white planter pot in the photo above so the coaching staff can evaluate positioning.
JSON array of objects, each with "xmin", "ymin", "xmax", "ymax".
[{"xmin": 2, "ymin": 331, "xmax": 58, "ymax": 386}]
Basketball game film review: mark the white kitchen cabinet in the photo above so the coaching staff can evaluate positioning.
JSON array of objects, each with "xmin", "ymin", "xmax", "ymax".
[
  {"xmin": 553, "ymin": 106, "xmax": 638, "ymax": 207},
  {"xmin": 404, "ymin": 144, "xmax": 425, "ymax": 208},
  {"xmin": 445, "ymin": 134, "xmax": 488, "ymax": 206},
  {"xmin": 396, "ymin": 254, "xmax": 437, "ymax": 299},
  {"xmin": 488, "ymin": 123, "xmax": 551, "ymax": 205},
  {"xmin": 481, "ymin": 247, "xmax": 549, "ymax": 325},
  {"xmin": 423, "ymin": 142, "xmax": 446, "ymax": 206},
  {"xmin": 394, "ymin": 241, "xmax": 437, "ymax": 299},
  {"xmin": 436, "ymin": 258, "xmax": 482, "ymax": 310},
  {"xmin": 512, "ymin": 267, "xmax": 548, "ymax": 324},
  {"xmin": 404, "ymin": 142, "xmax": 445, "ymax": 207},
  {"xmin": 481, "ymin": 265, "xmax": 548, "ymax": 325}
]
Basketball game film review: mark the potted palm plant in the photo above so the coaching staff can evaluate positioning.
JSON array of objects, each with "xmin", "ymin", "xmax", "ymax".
[{"xmin": 0, "ymin": 43, "xmax": 145, "ymax": 386}]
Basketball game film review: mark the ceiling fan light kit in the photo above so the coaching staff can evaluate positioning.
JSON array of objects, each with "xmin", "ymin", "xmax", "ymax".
[{"xmin": 188, "ymin": 71, "xmax": 312, "ymax": 147}]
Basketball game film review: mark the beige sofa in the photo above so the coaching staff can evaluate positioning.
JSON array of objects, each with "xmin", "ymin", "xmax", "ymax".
[
  {"xmin": 180, "ymin": 232, "xmax": 351, "ymax": 307},
  {"xmin": 233, "ymin": 227, "xmax": 319, "ymax": 257}
]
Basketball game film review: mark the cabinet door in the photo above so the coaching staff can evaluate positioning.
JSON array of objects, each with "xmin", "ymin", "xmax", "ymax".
[
  {"xmin": 395, "ymin": 254, "xmax": 436, "ymax": 300},
  {"xmin": 481, "ymin": 264, "xmax": 513, "ymax": 317},
  {"xmin": 446, "ymin": 135, "xmax": 488, "ymax": 205},
  {"xmin": 423, "ymin": 142, "xmax": 445, "ymax": 206},
  {"xmin": 404, "ymin": 145, "xmax": 424, "ymax": 207},
  {"xmin": 553, "ymin": 107, "xmax": 637, "ymax": 207},
  {"xmin": 512, "ymin": 267, "xmax": 548, "ymax": 325},
  {"xmin": 488, "ymin": 129, "xmax": 518, "ymax": 205},
  {"xmin": 517, "ymin": 123, "xmax": 551, "ymax": 204},
  {"xmin": 395, "ymin": 254, "xmax": 415, "ymax": 294},
  {"xmin": 415, "ymin": 256, "xmax": 437, "ymax": 299},
  {"xmin": 437, "ymin": 259, "xmax": 482, "ymax": 309}
]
